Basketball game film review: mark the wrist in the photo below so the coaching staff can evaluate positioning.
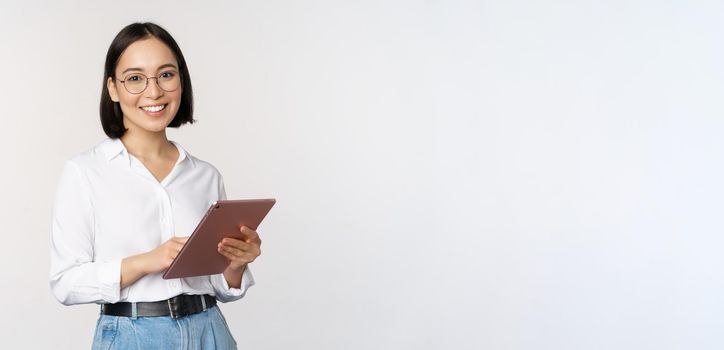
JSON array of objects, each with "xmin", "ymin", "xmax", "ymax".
[
  {"xmin": 226, "ymin": 264, "xmax": 247, "ymax": 275},
  {"xmin": 223, "ymin": 264, "xmax": 246, "ymax": 289}
]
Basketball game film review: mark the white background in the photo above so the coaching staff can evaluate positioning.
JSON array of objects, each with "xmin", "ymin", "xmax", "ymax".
[{"xmin": 0, "ymin": 0, "xmax": 722, "ymax": 349}]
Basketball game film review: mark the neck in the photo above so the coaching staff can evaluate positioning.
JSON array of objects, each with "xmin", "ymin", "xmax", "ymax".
[{"xmin": 120, "ymin": 129, "xmax": 173, "ymax": 160}]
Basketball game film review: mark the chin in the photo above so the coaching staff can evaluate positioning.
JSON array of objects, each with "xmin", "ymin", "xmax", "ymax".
[
  {"xmin": 145, "ymin": 122, "xmax": 173, "ymax": 133},
  {"xmin": 126, "ymin": 120, "xmax": 172, "ymax": 134}
]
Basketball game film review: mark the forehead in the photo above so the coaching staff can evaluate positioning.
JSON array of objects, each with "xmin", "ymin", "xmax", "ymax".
[{"xmin": 115, "ymin": 37, "xmax": 178, "ymax": 74}]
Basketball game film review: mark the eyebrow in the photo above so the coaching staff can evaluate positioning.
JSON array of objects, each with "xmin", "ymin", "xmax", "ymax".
[{"xmin": 121, "ymin": 63, "xmax": 178, "ymax": 75}]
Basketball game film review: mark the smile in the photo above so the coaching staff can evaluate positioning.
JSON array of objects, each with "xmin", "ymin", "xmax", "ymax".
[{"xmin": 140, "ymin": 104, "xmax": 167, "ymax": 113}]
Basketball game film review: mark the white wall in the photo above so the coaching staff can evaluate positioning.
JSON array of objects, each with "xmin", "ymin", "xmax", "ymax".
[{"xmin": 0, "ymin": 0, "xmax": 722, "ymax": 349}]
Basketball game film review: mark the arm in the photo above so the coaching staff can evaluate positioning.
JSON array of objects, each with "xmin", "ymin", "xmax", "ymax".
[
  {"xmin": 120, "ymin": 236, "xmax": 188, "ymax": 289},
  {"xmin": 208, "ymin": 172, "xmax": 257, "ymax": 301},
  {"xmin": 223, "ymin": 265, "xmax": 246, "ymax": 289},
  {"xmin": 218, "ymin": 226, "xmax": 262, "ymax": 288},
  {"xmin": 50, "ymin": 161, "xmax": 190, "ymax": 303},
  {"xmin": 50, "ymin": 161, "xmax": 121, "ymax": 305}
]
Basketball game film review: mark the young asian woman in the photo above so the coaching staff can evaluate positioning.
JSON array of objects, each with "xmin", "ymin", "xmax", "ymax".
[{"xmin": 49, "ymin": 22, "xmax": 261, "ymax": 350}]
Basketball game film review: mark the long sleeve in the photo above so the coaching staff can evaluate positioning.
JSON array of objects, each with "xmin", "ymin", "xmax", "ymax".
[
  {"xmin": 50, "ymin": 138, "xmax": 256, "ymax": 304},
  {"xmin": 49, "ymin": 160, "xmax": 122, "ymax": 305},
  {"xmin": 209, "ymin": 172, "xmax": 255, "ymax": 303}
]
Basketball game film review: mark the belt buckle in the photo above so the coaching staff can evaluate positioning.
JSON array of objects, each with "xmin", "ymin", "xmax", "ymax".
[{"xmin": 167, "ymin": 298, "xmax": 180, "ymax": 320}]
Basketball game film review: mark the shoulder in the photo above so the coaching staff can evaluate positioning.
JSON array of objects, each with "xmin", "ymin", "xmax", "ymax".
[
  {"xmin": 172, "ymin": 141, "xmax": 225, "ymax": 182},
  {"xmin": 188, "ymin": 154, "xmax": 224, "ymax": 182},
  {"xmin": 55, "ymin": 138, "xmax": 114, "ymax": 191},
  {"xmin": 62, "ymin": 138, "xmax": 117, "ymax": 172}
]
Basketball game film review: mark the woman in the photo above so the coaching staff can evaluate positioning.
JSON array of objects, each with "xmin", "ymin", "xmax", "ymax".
[{"xmin": 49, "ymin": 22, "xmax": 260, "ymax": 349}]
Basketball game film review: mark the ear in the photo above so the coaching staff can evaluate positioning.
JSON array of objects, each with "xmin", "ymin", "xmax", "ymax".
[{"xmin": 107, "ymin": 77, "xmax": 120, "ymax": 102}]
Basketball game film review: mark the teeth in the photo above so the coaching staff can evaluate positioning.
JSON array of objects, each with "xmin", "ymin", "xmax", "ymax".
[{"xmin": 141, "ymin": 104, "xmax": 166, "ymax": 112}]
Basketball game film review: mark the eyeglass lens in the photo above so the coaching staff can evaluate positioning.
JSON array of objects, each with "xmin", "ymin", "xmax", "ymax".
[{"xmin": 122, "ymin": 72, "xmax": 180, "ymax": 94}]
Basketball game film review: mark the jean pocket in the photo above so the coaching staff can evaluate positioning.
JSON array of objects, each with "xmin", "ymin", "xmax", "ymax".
[{"xmin": 92, "ymin": 315, "xmax": 118, "ymax": 350}]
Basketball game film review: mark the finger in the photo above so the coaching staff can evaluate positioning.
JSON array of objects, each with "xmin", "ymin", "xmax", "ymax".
[
  {"xmin": 221, "ymin": 243, "xmax": 258, "ymax": 261},
  {"xmin": 169, "ymin": 240, "xmax": 186, "ymax": 250},
  {"xmin": 167, "ymin": 247, "xmax": 181, "ymax": 260},
  {"xmin": 240, "ymin": 226, "xmax": 260, "ymax": 243},
  {"xmin": 220, "ymin": 242, "xmax": 260, "ymax": 261},
  {"xmin": 218, "ymin": 248, "xmax": 256, "ymax": 265},
  {"xmin": 237, "ymin": 241, "xmax": 260, "ymax": 256},
  {"xmin": 167, "ymin": 243, "xmax": 183, "ymax": 257},
  {"xmin": 216, "ymin": 248, "xmax": 234, "ymax": 261},
  {"xmin": 220, "ymin": 238, "xmax": 253, "ymax": 251},
  {"xmin": 218, "ymin": 248, "xmax": 253, "ymax": 264},
  {"xmin": 218, "ymin": 243, "xmax": 244, "ymax": 257}
]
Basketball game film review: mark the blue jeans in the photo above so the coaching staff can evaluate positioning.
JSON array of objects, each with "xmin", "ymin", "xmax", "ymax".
[{"xmin": 92, "ymin": 305, "xmax": 237, "ymax": 350}]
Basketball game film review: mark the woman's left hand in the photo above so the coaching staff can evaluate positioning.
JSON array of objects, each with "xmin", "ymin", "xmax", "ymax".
[{"xmin": 218, "ymin": 226, "xmax": 262, "ymax": 275}]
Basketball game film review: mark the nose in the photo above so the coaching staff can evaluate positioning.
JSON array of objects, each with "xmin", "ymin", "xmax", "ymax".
[{"xmin": 144, "ymin": 77, "xmax": 164, "ymax": 98}]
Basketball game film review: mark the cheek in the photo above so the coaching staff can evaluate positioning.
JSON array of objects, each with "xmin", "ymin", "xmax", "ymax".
[
  {"xmin": 167, "ymin": 92, "xmax": 183, "ymax": 111},
  {"xmin": 117, "ymin": 99, "xmax": 140, "ymax": 116},
  {"xmin": 118, "ymin": 94, "xmax": 140, "ymax": 108},
  {"xmin": 170, "ymin": 90, "xmax": 183, "ymax": 104}
]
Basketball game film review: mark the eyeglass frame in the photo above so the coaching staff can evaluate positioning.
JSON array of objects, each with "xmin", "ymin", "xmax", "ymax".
[{"xmin": 116, "ymin": 71, "xmax": 182, "ymax": 95}]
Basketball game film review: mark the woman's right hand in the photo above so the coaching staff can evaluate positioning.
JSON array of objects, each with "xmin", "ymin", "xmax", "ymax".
[
  {"xmin": 121, "ymin": 236, "xmax": 189, "ymax": 288},
  {"xmin": 139, "ymin": 236, "xmax": 189, "ymax": 274}
]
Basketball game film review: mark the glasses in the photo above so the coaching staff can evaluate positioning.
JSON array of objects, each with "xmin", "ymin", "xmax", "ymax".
[{"xmin": 117, "ymin": 71, "xmax": 181, "ymax": 94}]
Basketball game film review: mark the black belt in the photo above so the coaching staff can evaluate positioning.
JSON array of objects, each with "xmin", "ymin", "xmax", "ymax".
[{"xmin": 101, "ymin": 294, "xmax": 217, "ymax": 320}]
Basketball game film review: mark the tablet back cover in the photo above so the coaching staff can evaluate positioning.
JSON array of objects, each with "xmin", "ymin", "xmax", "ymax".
[{"xmin": 163, "ymin": 198, "xmax": 276, "ymax": 279}]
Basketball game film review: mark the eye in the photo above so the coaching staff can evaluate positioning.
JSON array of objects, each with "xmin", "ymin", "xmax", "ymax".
[
  {"xmin": 159, "ymin": 71, "xmax": 177, "ymax": 80},
  {"xmin": 125, "ymin": 74, "xmax": 144, "ymax": 82}
]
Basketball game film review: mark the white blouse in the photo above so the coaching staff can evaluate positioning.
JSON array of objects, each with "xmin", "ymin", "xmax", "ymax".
[{"xmin": 49, "ymin": 138, "xmax": 254, "ymax": 305}]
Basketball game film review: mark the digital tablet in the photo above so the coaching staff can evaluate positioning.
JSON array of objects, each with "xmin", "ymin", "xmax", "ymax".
[{"xmin": 162, "ymin": 198, "xmax": 276, "ymax": 279}]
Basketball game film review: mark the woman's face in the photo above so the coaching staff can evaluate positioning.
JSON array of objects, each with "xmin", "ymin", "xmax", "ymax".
[{"xmin": 107, "ymin": 37, "xmax": 182, "ymax": 136}]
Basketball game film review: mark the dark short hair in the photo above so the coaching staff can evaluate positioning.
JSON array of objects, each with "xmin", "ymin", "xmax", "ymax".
[{"xmin": 100, "ymin": 22, "xmax": 195, "ymax": 138}]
